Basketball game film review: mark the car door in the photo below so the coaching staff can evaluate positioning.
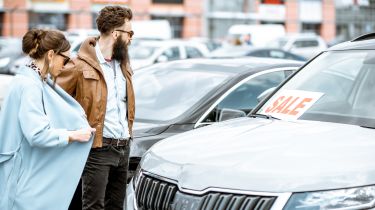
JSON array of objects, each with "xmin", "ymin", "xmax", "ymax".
[{"xmin": 196, "ymin": 68, "xmax": 296, "ymax": 127}]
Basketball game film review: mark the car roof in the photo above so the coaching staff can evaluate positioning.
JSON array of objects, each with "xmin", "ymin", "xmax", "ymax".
[
  {"xmin": 209, "ymin": 46, "xmax": 298, "ymax": 57},
  {"xmin": 138, "ymin": 57, "xmax": 302, "ymax": 75},
  {"xmin": 328, "ymin": 34, "xmax": 375, "ymax": 51},
  {"xmin": 281, "ymin": 33, "xmax": 322, "ymax": 39},
  {"xmin": 135, "ymin": 39, "xmax": 204, "ymax": 47}
]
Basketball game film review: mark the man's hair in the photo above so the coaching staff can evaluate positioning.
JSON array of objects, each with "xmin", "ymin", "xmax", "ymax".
[{"xmin": 96, "ymin": 6, "xmax": 133, "ymax": 35}]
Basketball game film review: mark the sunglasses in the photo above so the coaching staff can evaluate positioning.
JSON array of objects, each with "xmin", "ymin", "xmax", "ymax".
[
  {"xmin": 115, "ymin": 29, "xmax": 134, "ymax": 38},
  {"xmin": 58, "ymin": 53, "xmax": 70, "ymax": 66}
]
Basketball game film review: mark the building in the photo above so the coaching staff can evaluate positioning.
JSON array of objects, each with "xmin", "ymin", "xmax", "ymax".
[
  {"xmin": 3, "ymin": 0, "xmax": 370, "ymax": 43},
  {"xmin": 0, "ymin": 0, "xmax": 203, "ymax": 38},
  {"xmin": 335, "ymin": 0, "xmax": 375, "ymax": 42},
  {"xmin": 206, "ymin": 0, "xmax": 336, "ymax": 42}
]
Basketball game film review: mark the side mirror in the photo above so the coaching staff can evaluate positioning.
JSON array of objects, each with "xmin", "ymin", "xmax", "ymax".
[
  {"xmin": 257, "ymin": 87, "xmax": 276, "ymax": 103},
  {"xmin": 156, "ymin": 55, "xmax": 168, "ymax": 63},
  {"xmin": 219, "ymin": 108, "xmax": 246, "ymax": 122}
]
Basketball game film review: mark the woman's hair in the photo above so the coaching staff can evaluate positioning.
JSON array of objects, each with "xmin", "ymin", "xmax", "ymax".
[
  {"xmin": 96, "ymin": 6, "xmax": 133, "ymax": 35},
  {"xmin": 22, "ymin": 29, "xmax": 70, "ymax": 59}
]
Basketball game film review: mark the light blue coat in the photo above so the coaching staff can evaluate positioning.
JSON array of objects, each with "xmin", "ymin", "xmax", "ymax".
[{"xmin": 0, "ymin": 65, "xmax": 93, "ymax": 210}]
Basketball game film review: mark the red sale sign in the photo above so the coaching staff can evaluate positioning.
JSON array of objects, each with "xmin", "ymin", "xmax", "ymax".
[{"xmin": 260, "ymin": 90, "xmax": 324, "ymax": 120}]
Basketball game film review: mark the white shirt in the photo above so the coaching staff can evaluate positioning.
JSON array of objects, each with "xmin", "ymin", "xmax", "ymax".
[{"xmin": 95, "ymin": 42, "xmax": 130, "ymax": 139}]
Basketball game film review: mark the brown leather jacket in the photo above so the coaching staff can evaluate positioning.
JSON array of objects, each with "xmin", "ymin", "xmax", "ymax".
[{"xmin": 56, "ymin": 37, "xmax": 135, "ymax": 148}]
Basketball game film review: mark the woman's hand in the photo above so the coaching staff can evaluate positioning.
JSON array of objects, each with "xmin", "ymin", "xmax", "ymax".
[{"xmin": 68, "ymin": 128, "xmax": 96, "ymax": 143}]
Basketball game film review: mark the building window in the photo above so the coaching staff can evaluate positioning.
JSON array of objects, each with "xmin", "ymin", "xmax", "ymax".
[
  {"xmin": 29, "ymin": 12, "xmax": 67, "ymax": 31},
  {"xmin": 152, "ymin": 0, "xmax": 183, "ymax": 3},
  {"xmin": 302, "ymin": 23, "xmax": 321, "ymax": 35},
  {"xmin": 151, "ymin": 16, "xmax": 183, "ymax": 38}
]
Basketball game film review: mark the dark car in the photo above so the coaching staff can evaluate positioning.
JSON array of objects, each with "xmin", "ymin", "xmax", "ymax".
[
  {"xmin": 129, "ymin": 57, "xmax": 302, "ymax": 174},
  {"xmin": 209, "ymin": 46, "xmax": 307, "ymax": 61},
  {"xmin": 69, "ymin": 57, "xmax": 301, "ymax": 210}
]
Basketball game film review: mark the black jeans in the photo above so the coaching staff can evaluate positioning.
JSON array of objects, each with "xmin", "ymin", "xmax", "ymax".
[{"xmin": 82, "ymin": 144, "xmax": 130, "ymax": 210}]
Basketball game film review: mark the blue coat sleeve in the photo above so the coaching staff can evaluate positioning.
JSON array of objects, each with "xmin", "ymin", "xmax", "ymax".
[{"xmin": 18, "ymin": 83, "xmax": 69, "ymax": 147}]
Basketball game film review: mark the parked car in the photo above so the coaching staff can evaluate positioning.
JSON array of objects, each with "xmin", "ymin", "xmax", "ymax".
[
  {"xmin": 0, "ymin": 37, "xmax": 23, "ymax": 74},
  {"xmin": 0, "ymin": 73, "xmax": 14, "ymax": 109},
  {"xmin": 209, "ymin": 46, "xmax": 307, "ymax": 61},
  {"xmin": 129, "ymin": 40, "xmax": 210, "ymax": 70},
  {"xmin": 129, "ymin": 58, "xmax": 301, "ymax": 178},
  {"xmin": 188, "ymin": 37, "xmax": 222, "ymax": 52},
  {"xmin": 268, "ymin": 33, "xmax": 327, "ymax": 59},
  {"xmin": 228, "ymin": 24, "xmax": 286, "ymax": 47},
  {"xmin": 127, "ymin": 33, "xmax": 375, "ymax": 210}
]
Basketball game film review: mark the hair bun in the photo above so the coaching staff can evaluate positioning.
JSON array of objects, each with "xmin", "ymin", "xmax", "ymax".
[{"xmin": 28, "ymin": 29, "xmax": 45, "ymax": 56}]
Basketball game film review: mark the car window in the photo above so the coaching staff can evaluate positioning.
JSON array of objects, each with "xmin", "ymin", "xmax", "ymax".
[
  {"xmin": 162, "ymin": 47, "xmax": 180, "ymax": 61},
  {"xmin": 249, "ymin": 50, "xmax": 269, "ymax": 58},
  {"xmin": 258, "ymin": 50, "xmax": 375, "ymax": 127},
  {"xmin": 293, "ymin": 40, "xmax": 319, "ymax": 48},
  {"xmin": 269, "ymin": 50, "xmax": 286, "ymax": 59},
  {"xmin": 134, "ymin": 63, "xmax": 230, "ymax": 122},
  {"xmin": 203, "ymin": 71, "xmax": 287, "ymax": 123},
  {"xmin": 129, "ymin": 46, "xmax": 157, "ymax": 59},
  {"xmin": 284, "ymin": 52, "xmax": 302, "ymax": 61},
  {"xmin": 186, "ymin": 46, "xmax": 203, "ymax": 59}
]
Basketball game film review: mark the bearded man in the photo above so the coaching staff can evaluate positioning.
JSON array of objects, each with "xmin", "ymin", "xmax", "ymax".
[{"xmin": 57, "ymin": 6, "xmax": 135, "ymax": 210}]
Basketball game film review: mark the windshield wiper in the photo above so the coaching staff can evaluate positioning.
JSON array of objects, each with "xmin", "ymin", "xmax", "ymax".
[
  {"xmin": 360, "ymin": 125, "xmax": 375, "ymax": 129},
  {"xmin": 248, "ymin": 113, "xmax": 280, "ymax": 120}
]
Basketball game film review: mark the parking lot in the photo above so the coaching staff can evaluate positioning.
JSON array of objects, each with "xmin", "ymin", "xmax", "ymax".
[{"xmin": 1, "ymin": 1, "xmax": 375, "ymax": 210}]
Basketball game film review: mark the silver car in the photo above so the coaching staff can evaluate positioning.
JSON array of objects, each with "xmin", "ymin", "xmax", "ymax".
[{"xmin": 127, "ymin": 33, "xmax": 375, "ymax": 210}]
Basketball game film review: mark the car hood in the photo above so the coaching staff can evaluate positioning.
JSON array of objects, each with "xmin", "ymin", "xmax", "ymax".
[
  {"xmin": 142, "ymin": 117, "xmax": 375, "ymax": 193},
  {"xmin": 131, "ymin": 121, "xmax": 169, "ymax": 157},
  {"xmin": 133, "ymin": 121, "xmax": 169, "ymax": 138}
]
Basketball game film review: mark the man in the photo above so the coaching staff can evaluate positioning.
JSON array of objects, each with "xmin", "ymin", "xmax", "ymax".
[
  {"xmin": 57, "ymin": 6, "xmax": 135, "ymax": 210},
  {"xmin": 243, "ymin": 34, "xmax": 253, "ymax": 46}
]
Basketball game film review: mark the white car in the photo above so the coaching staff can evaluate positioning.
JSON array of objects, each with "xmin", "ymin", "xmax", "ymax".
[
  {"xmin": 127, "ymin": 34, "xmax": 375, "ymax": 210},
  {"xmin": 129, "ymin": 40, "xmax": 210, "ymax": 70},
  {"xmin": 0, "ymin": 74, "xmax": 13, "ymax": 109},
  {"xmin": 268, "ymin": 33, "xmax": 327, "ymax": 59}
]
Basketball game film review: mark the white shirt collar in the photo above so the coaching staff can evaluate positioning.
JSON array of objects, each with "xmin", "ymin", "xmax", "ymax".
[{"xmin": 95, "ymin": 41, "xmax": 107, "ymax": 64}]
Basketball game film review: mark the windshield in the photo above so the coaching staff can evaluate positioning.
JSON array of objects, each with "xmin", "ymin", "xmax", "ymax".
[
  {"xmin": 134, "ymin": 63, "xmax": 230, "ymax": 122},
  {"xmin": 257, "ymin": 50, "xmax": 375, "ymax": 127},
  {"xmin": 267, "ymin": 38, "xmax": 288, "ymax": 48},
  {"xmin": 129, "ymin": 46, "xmax": 157, "ymax": 59}
]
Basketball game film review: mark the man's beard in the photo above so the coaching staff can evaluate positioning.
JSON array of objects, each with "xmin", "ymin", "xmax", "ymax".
[{"xmin": 112, "ymin": 37, "xmax": 129, "ymax": 65}]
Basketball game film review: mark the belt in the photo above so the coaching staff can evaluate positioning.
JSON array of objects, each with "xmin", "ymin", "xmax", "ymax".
[{"xmin": 102, "ymin": 137, "xmax": 130, "ymax": 147}]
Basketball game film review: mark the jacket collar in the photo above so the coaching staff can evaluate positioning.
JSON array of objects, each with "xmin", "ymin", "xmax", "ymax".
[{"xmin": 77, "ymin": 37, "xmax": 103, "ymax": 73}]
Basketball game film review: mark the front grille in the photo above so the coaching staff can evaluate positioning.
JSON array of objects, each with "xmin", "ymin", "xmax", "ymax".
[
  {"xmin": 135, "ymin": 174, "xmax": 178, "ymax": 210},
  {"xmin": 199, "ymin": 193, "xmax": 276, "ymax": 210},
  {"xmin": 135, "ymin": 173, "xmax": 277, "ymax": 210}
]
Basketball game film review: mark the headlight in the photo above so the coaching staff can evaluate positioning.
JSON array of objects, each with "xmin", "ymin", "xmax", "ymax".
[{"xmin": 284, "ymin": 185, "xmax": 375, "ymax": 210}]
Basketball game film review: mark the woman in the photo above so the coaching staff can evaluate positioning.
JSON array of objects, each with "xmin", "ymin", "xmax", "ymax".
[{"xmin": 0, "ymin": 29, "xmax": 95, "ymax": 210}]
